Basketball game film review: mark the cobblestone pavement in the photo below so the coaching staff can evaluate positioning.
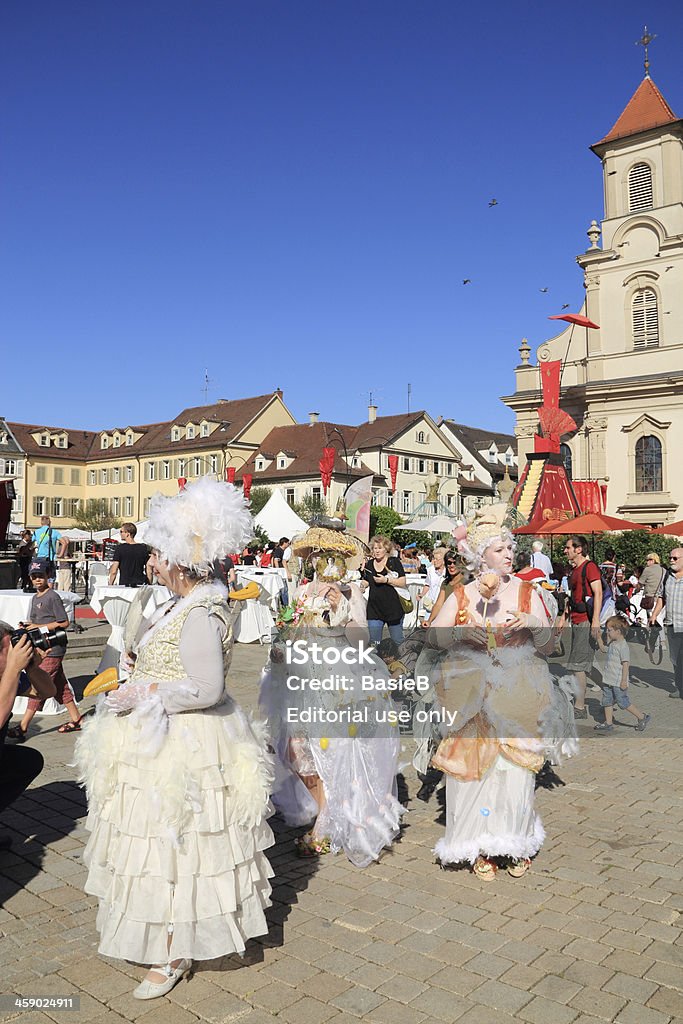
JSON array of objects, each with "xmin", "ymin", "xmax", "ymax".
[{"xmin": 2, "ymin": 635, "xmax": 683, "ymax": 1024}]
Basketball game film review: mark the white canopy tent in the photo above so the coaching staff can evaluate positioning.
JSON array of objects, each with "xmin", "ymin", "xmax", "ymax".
[
  {"xmin": 62, "ymin": 528, "xmax": 91, "ymax": 541},
  {"xmin": 254, "ymin": 489, "xmax": 308, "ymax": 541},
  {"xmin": 401, "ymin": 514, "xmax": 458, "ymax": 534}
]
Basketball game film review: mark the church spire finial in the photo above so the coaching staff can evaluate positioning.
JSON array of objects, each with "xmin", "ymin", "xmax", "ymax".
[{"xmin": 636, "ymin": 25, "xmax": 657, "ymax": 78}]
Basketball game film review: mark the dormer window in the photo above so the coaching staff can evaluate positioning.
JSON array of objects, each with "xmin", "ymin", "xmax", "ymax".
[
  {"xmin": 0, "ymin": 432, "xmax": 7, "ymax": 445},
  {"xmin": 505, "ymin": 450, "xmax": 514, "ymax": 466},
  {"xmin": 56, "ymin": 434, "xmax": 67, "ymax": 448},
  {"xmin": 278, "ymin": 457, "xmax": 287, "ymax": 469},
  {"xmin": 186, "ymin": 425, "xmax": 195, "ymax": 440},
  {"xmin": 126, "ymin": 432, "xmax": 134, "ymax": 446},
  {"xmin": 256, "ymin": 459, "xmax": 266, "ymax": 471},
  {"xmin": 352, "ymin": 456, "xmax": 360, "ymax": 468},
  {"xmin": 40, "ymin": 433, "xmax": 49, "ymax": 447},
  {"xmin": 201, "ymin": 423, "xmax": 209, "ymax": 437},
  {"xmin": 487, "ymin": 447, "xmax": 497, "ymax": 463},
  {"xmin": 113, "ymin": 434, "xmax": 121, "ymax": 448},
  {"xmin": 172, "ymin": 427, "xmax": 181, "ymax": 442},
  {"xmin": 101, "ymin": 436, "xmax": 109, "ymax": 449}
]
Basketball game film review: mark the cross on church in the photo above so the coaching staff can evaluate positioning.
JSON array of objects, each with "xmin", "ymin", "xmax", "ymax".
[{"xmin": 635, "ymin": 26, "xmax": 657, "ymax": 78}]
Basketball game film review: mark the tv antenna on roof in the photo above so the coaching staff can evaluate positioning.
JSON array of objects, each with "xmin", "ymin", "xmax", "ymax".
[{"xmin": 201, "ymin": 369, "xmax": 216, "ymax": 405}]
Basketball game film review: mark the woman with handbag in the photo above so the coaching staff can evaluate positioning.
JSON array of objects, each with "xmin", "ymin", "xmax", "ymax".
[
  {"xmin": 360, "ymin": 535, "xmax": 407, "ymax": 646},
  {"xmin": 639, "ymin": 552, "xmax": 666, "ymax": 614}
]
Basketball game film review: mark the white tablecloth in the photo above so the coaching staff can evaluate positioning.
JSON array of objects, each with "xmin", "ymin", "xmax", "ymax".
[
  {"xmin": 236, "ymin": 568, "xmax": 285, "ymax": 613},
  {"xmin": 90, "ymin": 584, "xmax": 172, "ymax": 673},
  {"xmin": 0, "ymin": 590, "xmax": 82, "ymax": 716}
]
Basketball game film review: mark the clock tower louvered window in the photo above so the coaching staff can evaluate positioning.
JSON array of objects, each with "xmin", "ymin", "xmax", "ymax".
[
  {"xmin": 632, "ymin": 288, "xmax": 659, "ymax": 349},
  {"xmin": 628, "ymin": 162, "xmax": 653, "ymax": 212}
]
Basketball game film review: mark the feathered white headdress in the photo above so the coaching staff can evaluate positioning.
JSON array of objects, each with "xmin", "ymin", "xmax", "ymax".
[{"xmin": 144, "ymin": 477, "xmax": 253, "ymax": 572}]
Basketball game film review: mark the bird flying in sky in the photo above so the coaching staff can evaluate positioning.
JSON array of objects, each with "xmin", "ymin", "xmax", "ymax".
[
  {"xmin": 561, "ymin": 303, "xmax": 570, "ymax": 309},
  {"xmin": 488, "ymin": 198, "xmax": 498, "ymax": 207},
  {"xmin": 539, "ymin": 287, "xmax": 549, "ymax": 293},
  {"xmin": 462, "ymin": 278, "xmax": 471, "ymax": 285}
]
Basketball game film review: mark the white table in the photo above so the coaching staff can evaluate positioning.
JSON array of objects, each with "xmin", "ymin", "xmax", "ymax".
[
  {"xmin": 236, "ymin": 568, "xmax": 285, "ymax": 614},
  {"xmin": 90, "ymin": 584, "xmax": 172, "ymax": 673},
  {"xmin": 0, "ymin": 589, "xmax": 82, "ymax": 716}
]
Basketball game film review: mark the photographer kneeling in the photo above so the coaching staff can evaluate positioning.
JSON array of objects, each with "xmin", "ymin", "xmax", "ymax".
[{"xmin": 0, "ymin": 623, "xmax": 56, "ymax": 850}]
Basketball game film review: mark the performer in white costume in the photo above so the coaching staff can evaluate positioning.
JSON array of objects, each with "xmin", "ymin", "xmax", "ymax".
[
  {"xmin": 260, "ymin": 528, "xmax": 403, "ymax": 866},
  {"xmin": 75, "ymin": 478, "xmax": 275, "ymax": 998},
  {"xmin": 419, "ymin": 505, "xmax": 576, "ymax": 881}
]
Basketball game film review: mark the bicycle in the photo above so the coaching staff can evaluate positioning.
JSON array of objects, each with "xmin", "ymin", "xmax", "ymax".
[{"xmin": 645, "ymin": 624, "xmax": 664, "ymax": 666}]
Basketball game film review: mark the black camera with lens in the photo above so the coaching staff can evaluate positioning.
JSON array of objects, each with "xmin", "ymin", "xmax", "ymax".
[{"xmin": 10, "ymin": 626, "xmax": 68, "ymax": 653}]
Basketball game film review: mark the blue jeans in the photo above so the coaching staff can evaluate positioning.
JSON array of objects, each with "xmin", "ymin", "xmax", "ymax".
[{"xmin": 368, "ymin": 619, "xmax": 404, "ymax": 646}]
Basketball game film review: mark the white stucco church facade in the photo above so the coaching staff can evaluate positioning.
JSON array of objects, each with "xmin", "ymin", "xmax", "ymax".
[{"xmin": 503, "ymin": 72, "xmax": 683, "ymax": 526}]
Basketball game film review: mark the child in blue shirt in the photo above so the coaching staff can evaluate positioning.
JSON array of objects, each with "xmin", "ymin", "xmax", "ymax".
[{"xmin": 595, "ymin": 616, "xmax": 651, "ymax": 733}]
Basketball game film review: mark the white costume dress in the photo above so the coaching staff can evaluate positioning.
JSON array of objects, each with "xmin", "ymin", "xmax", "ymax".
[
  {"xmin": 260, "ymin": 579, "xmax": 403, "ymax": 867},
  {"xmin": 418, "ymin": 577, "xmax": 576, "ymax": 865},
  {"xmin": 76, "ymin": 583, "xmax": 274, "ymax": 965}
]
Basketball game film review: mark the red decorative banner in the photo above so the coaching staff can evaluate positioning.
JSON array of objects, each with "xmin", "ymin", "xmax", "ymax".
[
  {"xmin": 177, "ymin": 477, "xmax": 187, "ymax": 491},
  {"xmin": 319, "ymin": 447, "xmax": 336, "ymax": 496},
  {"xmin": 242, "ymin": 473, "xmax": 253, "ymax": 500},
  {"xmin": 225, "ymin": 467, "xmax": 235, "ymax": 484},
  {"xmin": 387, "ymin": 454, "xmax": 399, "ymax": 492},
  {"xmin": 600, "ymin": 483, "xmax": 608, "ymax": 513}
]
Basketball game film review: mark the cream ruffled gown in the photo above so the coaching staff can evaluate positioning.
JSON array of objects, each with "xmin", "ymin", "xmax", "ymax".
[{"xmin": 75, "ymin": 585, "xmax": 275, "ymax": 965}]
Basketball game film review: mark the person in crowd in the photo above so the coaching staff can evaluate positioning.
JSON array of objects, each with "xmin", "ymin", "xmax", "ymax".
[
  {"xmin": 650, "ymin": 547, "xmax": 683, "ymax": 698},
  {"xmin": 530, "ymin": 540, "xmax": 554, "ymax": 580},
  {"xmin": 241, "ymin": 546, "xmax": 257, "ymax": 566},
  {"xmin": 639, "ymin": 552, "xmax": 666, "ymax": 618},
  {"xmin": 56, "ymin": 538, "xmax": 74, "ymax": 593},
  {"xmin": 261, "ymin": 531, "xmax": 402, "ymax": 864},
  {"xmin": 420, "ymin": 505, "xmax": 576, "ymax": 880},
  {"xmin": 15, "ymin": 529, "xmax": 35, "ymax": 590},
  {"xmin": 360, "ymin": 535, "xmax": 407, "ymax": 645},
  {"xmin": 594, "ymin": 616, "xmax": 650, "ymax": 733},
  {"xmin": 560, "ymin": 536, "xmax": 602, "ymax": 719},
  {"xmin": 7, "ymin": 559, "xmax": 82, "ymax": 739},
  {"xmin": 32, "ymin": 515, "xmax": 62, "ymax": 584},
  {"xmin": 7, "ymin": 561, "xmax": 80, "ymax": 737},
  {"xmin": 401, "ymin": 545, "xmax": 420, "ymax": 573},
  {"xmin": 108, "ymin": 523, "xmax": 152, "ymax": 587},
  {"xmin": 259, "ymin": 542, "xmax": 274, "ymax": 567},
  {"xmin": 515, "ymin": 550, "xmax": 547, "ymax": 583},
  {"xmin": 75, "ymin": 477, "xmax": 275, "ymax": 1000},
  {"xmin": 0, "ymin": 625, "xmax": 56, "ymax": 850},
  {"xmin": 420, "ymin": 547, "xmax": 447, "ymax": 616},
  {"xmin": 422, "ymin": 551, "xmax": 466, "ymax": 627}
]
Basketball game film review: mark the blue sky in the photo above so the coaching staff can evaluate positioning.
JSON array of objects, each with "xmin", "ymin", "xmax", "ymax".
[{"xmin": 2, "ymin": 1, "xmax": 682, "ymax": 433}]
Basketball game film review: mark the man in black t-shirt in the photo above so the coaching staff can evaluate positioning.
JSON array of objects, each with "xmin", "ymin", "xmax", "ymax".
[{"xmin": 109, "ymin": 523, "xmax": 151, "ymax": 587}]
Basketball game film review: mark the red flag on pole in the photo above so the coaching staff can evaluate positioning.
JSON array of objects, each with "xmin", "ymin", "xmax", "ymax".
[
  {"xmin": 319, "ymin": 447, "xmax": 336, "ymax": 496},
  {"xmin": 177, "ymin": 477, "xmax": 187, "ymax": 491},
  {"xmin": 242, "ymin": 474, "xmax": 253, "ymax": 500},
  {"xmin": 387, "ymin": 454, "xmax": 399, "ymax": 492},
  {"xmin": 225, "ymin": 467, "xmax": 235, "ymax": 484}
]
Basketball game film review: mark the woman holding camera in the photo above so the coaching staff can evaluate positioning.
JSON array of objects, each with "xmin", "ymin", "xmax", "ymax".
[{"xmin": 7, "ymin": 558, "xmax": 81, "ymax": 740}]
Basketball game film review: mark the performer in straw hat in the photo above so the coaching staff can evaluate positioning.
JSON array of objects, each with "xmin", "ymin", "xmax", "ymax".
[
  {"xmin": 75, "ymin": 478, "xmax": 275, "ymax": 999},
  {"xmin": 260, "ymin": 527, "xmax": 403, "ymax": 866}
]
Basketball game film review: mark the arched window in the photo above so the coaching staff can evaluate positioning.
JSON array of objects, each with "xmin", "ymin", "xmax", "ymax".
[
  {"xmin": 628, "ymin": 162, "xmax": 653, "ymax": 212},
  {"xmin": 560, "ymin": 443, "xmax": 573, "ymax": 480},
  {"xmin": 632, "ymin": 288, "xmax": 659, "ymax": 349},
  {"xmin": 635, "ymin": 435, "xmax": 662, "ymax": 492}
]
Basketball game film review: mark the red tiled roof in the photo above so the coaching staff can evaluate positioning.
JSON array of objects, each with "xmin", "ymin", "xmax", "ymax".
[
  {"xmin": 237, "ymin": 422, "xmax": 375, "ymax": 483},
  {"xmin": 353, "ymin": 413, "xmax": 424, "ymax": 448},
  {"xmin": 593, "ymin": 77, "xmax": 679, "ymax": 147}
]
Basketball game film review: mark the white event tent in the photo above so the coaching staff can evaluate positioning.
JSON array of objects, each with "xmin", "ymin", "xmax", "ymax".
[{"xmin": 254, "ymin": 489, "xmax": 307, "ymax": 541}]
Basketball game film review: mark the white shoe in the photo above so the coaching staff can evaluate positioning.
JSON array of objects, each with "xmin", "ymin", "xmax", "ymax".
[{"xmin": 133, "ymin": 959, "xmax": 192, "ymax": 1000}]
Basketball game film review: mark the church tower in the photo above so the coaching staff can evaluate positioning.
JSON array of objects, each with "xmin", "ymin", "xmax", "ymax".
[{"xmin": 503, "ymin": 63, "xmax": 683, "ymax": 525}]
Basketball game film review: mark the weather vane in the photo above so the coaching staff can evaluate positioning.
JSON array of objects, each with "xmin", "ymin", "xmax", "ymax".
[{"xmin": 636, "ymin": 25, "xmax": 657, "ymax": 78}]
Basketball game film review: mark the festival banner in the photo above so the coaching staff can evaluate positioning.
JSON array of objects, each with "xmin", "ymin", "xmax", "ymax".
[
  {"xmin": 225, "ymin": 467, "xmax": 236, "ymax": 484},
  {"xmin": 387, "ymin": 454, "xmax": 399, "ymax": 492},
  {"xmin": 344, "ymin": 475, "xmax": 374, "ymax": 545},
  {"xmin": 242, "ymin": 474, "xmax": 253, "ymax": 500},
  {"xmin": 319, "ymin": 447, "xmax": 336, "ymax": 496}
]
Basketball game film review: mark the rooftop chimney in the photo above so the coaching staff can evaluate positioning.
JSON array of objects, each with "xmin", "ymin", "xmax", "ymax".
[
  {"xmin": 308, "ymin": 412, "xmax": 320, "ymax": 425},
  {"xmin": 368, "ymin": 404, "xmax": 377, "ymax": 424},
  {"xmin": 274, "ymin": 388, "xmax": 283, "ymax": 399}
]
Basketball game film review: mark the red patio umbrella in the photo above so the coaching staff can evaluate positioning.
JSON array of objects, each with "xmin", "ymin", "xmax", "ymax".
[
  {"xmin": 652, "ymin": 520, "xmax": 683, "ymax": 536},
  {"xmin": 512, "ymin": 519, "xmax": 567, "ymax": 535},
  {"xmin": 545, "ymin": 512, "xmax": 650, "ymax": 534}
]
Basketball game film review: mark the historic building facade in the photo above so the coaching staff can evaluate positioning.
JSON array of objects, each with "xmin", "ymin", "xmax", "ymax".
[{"xmin": 503, "ymin": 73, "xmax": 683, "ymax": 525}]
